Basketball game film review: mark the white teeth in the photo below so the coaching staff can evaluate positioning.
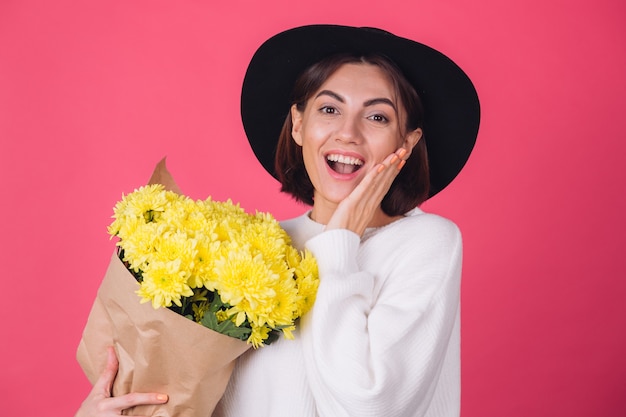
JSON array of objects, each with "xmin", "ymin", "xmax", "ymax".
[{"xmin": 326, "ymin": 154, "xmax": 364, "ymax": 166}]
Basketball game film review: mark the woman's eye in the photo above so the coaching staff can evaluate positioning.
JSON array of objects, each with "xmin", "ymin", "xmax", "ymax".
[
  {"xmin": 369, "ymin": 114, "xmax": 388, "ymax": 123},
  {"xmin": 320, "ymin": 106, "xmax": 337, "ymax": 114}
]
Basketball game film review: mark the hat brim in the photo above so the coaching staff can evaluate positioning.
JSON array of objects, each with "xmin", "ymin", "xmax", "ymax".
[{"xmin": 241, "ymin": 24, "xmax": 480, "ymax": 198}]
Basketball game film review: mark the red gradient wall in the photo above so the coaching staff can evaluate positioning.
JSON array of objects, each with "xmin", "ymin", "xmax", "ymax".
[{"xmin": 1, "ymin": 1, "xmax": 625, "ymax": 415}]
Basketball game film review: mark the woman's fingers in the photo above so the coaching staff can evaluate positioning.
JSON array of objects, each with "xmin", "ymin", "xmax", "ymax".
[
  {"xmin": 103, "ymin": 392, "xmax": 169, "ymax": 414},
  {"xmin": 366, "ymin": 147, "xmax": 407, "ymax": 199},
  {"xmin": 94, "ymin": 346, "xmax": 119, "ymax": 398},
  {"xmin": 376, "ymin": 147, "xmax": 407, "ymax": 175},
  {"xmin": 353, "ymin": 148, "xmax": 407, "ymax": 201},
  {"xmin": 77, "ymin": 391, "xmax": 168, "ymax": 417},
  {"xmin": 94, "ymin": 347, "xmax": 169, "ymax": 410},
  {"xmin": 75, "ymin": 346, "xmax": 168, "ymax": 417}
]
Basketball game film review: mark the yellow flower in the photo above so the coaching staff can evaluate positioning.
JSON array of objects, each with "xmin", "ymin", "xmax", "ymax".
[
  {"xmin": 137, "ymin": 258, "xmax": 194, "ymax": 308},
  {"xmin": 215, "ymin": 309, "xmax": 230, "ymax": 323},
  {"xmin": 264, "ymin": 272, "xmax": 298, "ymax": 327},
  {"xmin": 109, "ymin": 184, "xmax": 171, "ymax": 238},
  {"xmin": 294, "ymin": 249, "xmax": 320, "ymax": 317},
  {"xmin": 214, "ymin": 246, "xmax": 279, "ymax": 327},
  {"xmin": 248, "ymin": 324, "xmax": 271, "ymax": 349},
  {"xmin": 192, "ymin": 301, "xmax": 209, "ymax": 322},
  {"xmin": 190, "ymin": 235, "xmax": 222, "ymax": 290},
  {"xmin": 126, "ymin": 184, "xmax": 169, "ymax": 220},
  {"xmin": 242, "ymin": 219, "xmax": 288, "ymax": 269},
  {"xmin": 152, "ymin": 230, "xmax": 198, "ymax": 284},
  {"xmin": 285, "ymin": 245, "xmax": 302, "ymax": 270},
  {"xmin": 191, "ymin": 289, "xmax": 209, "ymax": 302},
  {"xmin": 117, "ymin": 222, "xmax": 164, "ymax": 272},
  {"xmin": 281, "ymin": 325, "xmax": 296, "ymax": 340}
]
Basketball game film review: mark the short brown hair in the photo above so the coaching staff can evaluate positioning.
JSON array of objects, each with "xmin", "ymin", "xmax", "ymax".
[{"xmin": 275, "ymin": 53, "xmax": 430, "ymax": 216}]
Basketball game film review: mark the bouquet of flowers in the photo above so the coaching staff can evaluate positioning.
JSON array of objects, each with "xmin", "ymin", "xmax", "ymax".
[{"xmin": 77, "ymin": 160, "xmax": 319, "ymax": 416}]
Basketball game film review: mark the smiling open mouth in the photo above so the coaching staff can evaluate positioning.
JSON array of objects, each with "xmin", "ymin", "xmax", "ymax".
[{"xmin": 326, "ymin": 154, "xmax": 364, "ymax": 174}]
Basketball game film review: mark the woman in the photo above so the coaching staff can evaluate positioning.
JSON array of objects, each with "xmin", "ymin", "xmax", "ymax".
[{"xmin": 76, "ymin": 24, "xmax": 479, "ymax": 417}]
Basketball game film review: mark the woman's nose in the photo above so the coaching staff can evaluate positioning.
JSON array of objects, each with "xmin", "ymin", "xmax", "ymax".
[{"xmin": 336, "ymin": 117, "xmax": 362, "ymax": 144}]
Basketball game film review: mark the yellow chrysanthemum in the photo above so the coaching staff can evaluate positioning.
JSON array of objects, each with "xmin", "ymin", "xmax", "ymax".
[
  {"xmin": 281, "ymin": 325, "xmax": 296, "ymax": 340},
  {"xmin": 109, "ymin": 184, "xmax": 170, "ymax": 238},
  {"xmin": 285, "ymin": 245, "xmax": 302, "ymax": 270},
  {"xmin": 191, "ymin": 288, "xmax": 209, "ymax": 302},
  {"xmin": 242, "ymin": 220, "xmax": 288, "ymax": 267},
  {"xmin": 124, "ymin": 184, "xmax": 169, "ymax": 221},
  {"xmin": 248, "ymin": 324, "xmax": 271, "ymax": 349},
  {"xmin": 264, "ymin": 271, "xmax": 299, "ymax": 327},
  {"xmin": 294, "ymin": 249, "xmax": 320, "ymax": 317},
  {"xmin": 137, "ymin": 258, "xmax": 194, "ymax": 308},
  {"xmin": 117, "ymin": 222, "xmax": 164, "ymax": 272},
  {"xmin": 215, "ymin": 309, "xmax": 230, "ymax": 323},
  {"xmin": 192, "ymin": 301, "xmax": 209, "ymax": 322},
  {"xmin": 214, "ymin": 247, "xmax": 279, "ymax": 326},
  {"xmin": 183, "ymin": 208, "xmax": 217, "ymax": 240},
  {"xmin": 152, "ymin": 230, "xmax": 197, "ymax": 282},
  {"xmin": 189, "ymin": 234, "xmax": 221, "ymax": 290},
  {"xmin": 157, "ymin": 195, "xmax": 190, "ymax": 228}
]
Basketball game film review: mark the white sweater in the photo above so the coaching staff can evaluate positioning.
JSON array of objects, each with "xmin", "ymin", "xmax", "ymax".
[{"xmin": 214, "ymin": 208, "xmax": 462, "ymax": 417}]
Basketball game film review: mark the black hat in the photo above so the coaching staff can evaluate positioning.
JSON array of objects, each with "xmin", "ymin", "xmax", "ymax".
[{"xmin": 241, "ymin": 24, "xmax": 480, "ymax": 197}]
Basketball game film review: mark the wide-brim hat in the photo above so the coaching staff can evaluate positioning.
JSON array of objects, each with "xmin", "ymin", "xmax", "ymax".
[{"xmin": 241, "ymin": 24, "xmax": 480, "ymax": 198}]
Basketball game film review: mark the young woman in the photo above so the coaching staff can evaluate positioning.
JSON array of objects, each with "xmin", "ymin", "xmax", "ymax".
[{"xmin": 76, "ymin": 24, "xmax": 479, "ymax": 417}]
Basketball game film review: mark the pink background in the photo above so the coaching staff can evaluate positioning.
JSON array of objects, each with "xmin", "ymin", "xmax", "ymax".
[{"xmin": 1, "ymin": 0, "xmax": 625, "ymax": 415}]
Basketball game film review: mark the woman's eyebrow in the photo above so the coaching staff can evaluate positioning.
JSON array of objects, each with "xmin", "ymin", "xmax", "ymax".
[
  {"xmin": 364, "ymin": 97, "xmax": 397, "ymax": 112},
  {"xmin": 315, "ymin": 90, "xmax": 344, "ymax": 102}
]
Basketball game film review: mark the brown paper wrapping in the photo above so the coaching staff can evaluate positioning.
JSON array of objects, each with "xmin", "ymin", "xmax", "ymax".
[
  {"xmin": 77, "ymin": 253, "xmax": 250, "ymax": 416},
  {"xmin": 77, "ymin": 159, "xmax": 250, "ymax": 416},
  {"xmin": 147, "ymin": 157, "xmax": 182, "ymax": 194}
]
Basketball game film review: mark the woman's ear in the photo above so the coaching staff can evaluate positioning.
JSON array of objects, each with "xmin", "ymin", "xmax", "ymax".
[
  {"xmin": 402, "ymin": 128, "xmax": 423, "ymax": 157},
  {"xmin": 291, "ymin": 104, "xmax": 303, "ymax": 146}
]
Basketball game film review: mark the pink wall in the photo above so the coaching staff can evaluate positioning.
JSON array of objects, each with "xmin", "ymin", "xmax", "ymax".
[{"xmin": 1, "ymin": 1, "xmax": 625, "ymax": 415}]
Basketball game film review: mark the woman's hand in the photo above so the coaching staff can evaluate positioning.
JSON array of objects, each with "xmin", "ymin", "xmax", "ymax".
[
  {"xmin": 325, "ymin": 147, "xmax": 407, "ymax": 236},
  {"xmin": 75, "ymin": 347, "xmax": 168, "ymax": 417}
]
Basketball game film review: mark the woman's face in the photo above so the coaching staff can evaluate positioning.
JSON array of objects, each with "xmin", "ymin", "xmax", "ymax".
[{"xmin": 291, "ymin": 63, "xmax": 419, "ymax": 216}]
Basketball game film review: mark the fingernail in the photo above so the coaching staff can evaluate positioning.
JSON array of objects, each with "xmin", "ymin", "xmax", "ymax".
[
  {"xmin": 157, "ymin": 394, "xmax": 168, "ymax": 402},
  {"xmin": 390, "ymin": 155, "xmax": 399, "ymax": 164},
  {"xmin": 397, "ymin": 160, "xmax": 406, "ymax": 171},
  {"xmin": 397, "ymin": 148, "xmax": 407, "ymax": 158},
  {"xmin": 377, "ymin": 164, "xmax": 386, "ymax": 173}
]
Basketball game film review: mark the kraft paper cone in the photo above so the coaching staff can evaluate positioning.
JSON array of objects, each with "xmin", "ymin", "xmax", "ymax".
[
  {"xmin": 147, "ymin": 157, "xmax": 182, "ymax": 193},
  {"xmin": 77, "ymin": 253, "xmax": 250, "ymax": 417}
]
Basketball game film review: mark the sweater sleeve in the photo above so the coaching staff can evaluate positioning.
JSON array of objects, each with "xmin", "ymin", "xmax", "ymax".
[{"xmin": 301, "ymin": 216, "xmax": 462, "ymax": 417}]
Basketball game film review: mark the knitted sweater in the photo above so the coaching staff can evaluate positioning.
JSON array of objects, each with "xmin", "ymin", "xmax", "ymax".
[{"xmin": 214, "ymin": 207, "xmax": 462, "ymax": 417}]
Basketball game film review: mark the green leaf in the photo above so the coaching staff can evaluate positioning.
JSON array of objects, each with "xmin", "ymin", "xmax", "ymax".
[
  {"xmin": 200, "ymin": 310, "xmax": 219, "ymax": 329},
  {"xmin": 200, "ymin": 310, "xmax": 250, "ymax": 341}
]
